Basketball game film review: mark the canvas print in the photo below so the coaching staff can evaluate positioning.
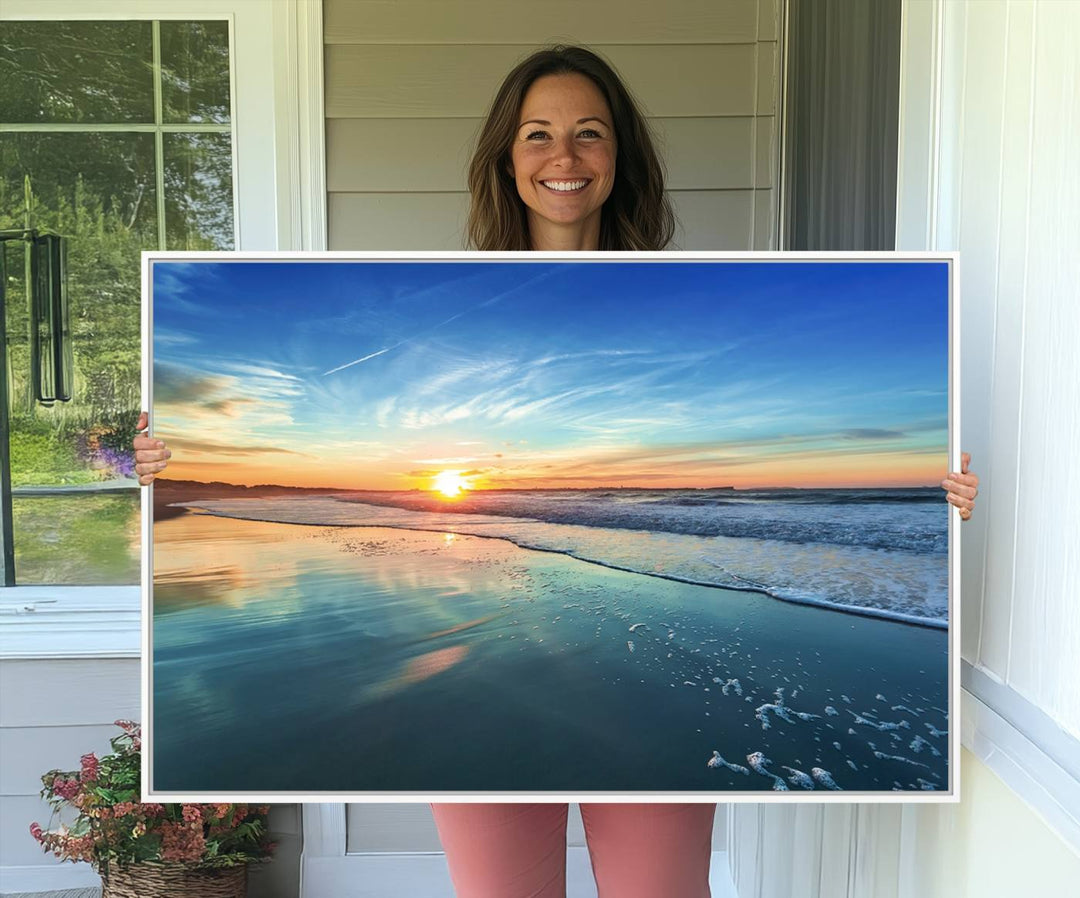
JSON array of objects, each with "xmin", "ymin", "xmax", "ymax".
[{"xmin": 147, "ymin": 256, "xmax": 954, "ymax": 797}]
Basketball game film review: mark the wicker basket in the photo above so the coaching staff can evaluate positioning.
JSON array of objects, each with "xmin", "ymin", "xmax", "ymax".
[{"xmin": 100, "ymin": 862, "xmax": 247, "ymax": 898}]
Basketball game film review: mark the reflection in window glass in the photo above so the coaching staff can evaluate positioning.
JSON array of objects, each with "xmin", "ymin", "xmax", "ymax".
[
  {"xmin": 12, "ymin": 494, "xmax": 141, "ymax": 585},
  {"xmin": 160, "ymin": 21, "xmax": 232, "ymax": 124},
  {"xmin": 164, "ymin": 133, "xmax": 235, "ymax": 250},
  {"xmin": 2, "ymin": 19, "xmax": 234, "ymax": 586},
  {"xmin": 0, "ymin": 22, "xmax": 154, "ymax": 124},
  {"xmin": 1, "ymin": 131, "xmax": 154, "ymax": 473}
]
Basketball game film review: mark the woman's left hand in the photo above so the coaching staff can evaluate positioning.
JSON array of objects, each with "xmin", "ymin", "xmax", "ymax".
[{"xmin": 942, "ymin": 451, "xmax": 979, "ymax": 521}]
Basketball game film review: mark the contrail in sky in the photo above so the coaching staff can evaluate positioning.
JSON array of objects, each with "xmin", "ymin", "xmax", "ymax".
[
  {"xmin": 322, "ymin": 345, "xmax": 395, "ymax": 376},
  {"xmin": 321, "ymin": 307, "xmax": 471, "ymax": 377},
  {"xmin": 321, "ymin": 271, "xmax": 555, "ymax": 377}
]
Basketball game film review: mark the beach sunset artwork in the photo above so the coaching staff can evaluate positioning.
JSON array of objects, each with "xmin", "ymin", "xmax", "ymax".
[{"xmin": 147, "ymin": 257, "xmax": 954, "ymax": 797}]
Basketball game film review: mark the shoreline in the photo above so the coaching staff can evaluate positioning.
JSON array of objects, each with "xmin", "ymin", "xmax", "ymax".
[{"xmin": 165, "ymin": 499, "xmax": 948, "ymax": 631}]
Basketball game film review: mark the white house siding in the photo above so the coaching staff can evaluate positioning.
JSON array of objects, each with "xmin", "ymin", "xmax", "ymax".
[
  {"xmin": 324, "ymin": 0, "xmax": 781, "ymax": 251},
  {"xmin": 0, "ymin": 658, "xmax": 139, "ymax": 888}
]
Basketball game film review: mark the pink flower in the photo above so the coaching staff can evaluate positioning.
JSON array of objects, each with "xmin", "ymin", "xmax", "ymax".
[
  {"xmin": 52, "ymin": 777, "xmax": 80, "ymax": 801},
  {"xmin": 181, "ymin": 805, "xmax": 202, "ymax": 824},
  {"xmin": 29, "ymin": 822, "xmax": 44, "ymax": 842},
  {"xmin": 80, "ymin": 753, "xmax": 99, "ymax": 782},
  {"xmin": 160, "ymin": 821, "xmax": 206, "ymax": 863}
]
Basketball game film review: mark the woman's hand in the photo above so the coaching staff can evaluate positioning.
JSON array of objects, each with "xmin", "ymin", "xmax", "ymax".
[
  {"xmin": 133, "ymin": 411, "xmax": 171, "ymax": 486},
  {"xmin": 942, "ymin": 451, "xmax": 979, "ymax": 521}
]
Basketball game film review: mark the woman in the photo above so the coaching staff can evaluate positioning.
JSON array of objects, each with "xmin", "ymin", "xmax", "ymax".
[{"xmin": 134, "ymin": 46, "xmax": 979, "ymax": 898}]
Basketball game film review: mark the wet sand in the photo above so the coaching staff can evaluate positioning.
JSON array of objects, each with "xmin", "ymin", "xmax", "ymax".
[{"xmin": 152, "ymin": 512, "xmax": 949, "ymax": 794}]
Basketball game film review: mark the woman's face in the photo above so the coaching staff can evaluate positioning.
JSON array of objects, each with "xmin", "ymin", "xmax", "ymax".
[{"xmin": 509, "ymin": 73, "xmax": 617, "ymax": 245}]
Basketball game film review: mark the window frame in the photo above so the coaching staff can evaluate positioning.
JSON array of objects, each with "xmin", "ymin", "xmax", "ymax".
[{"xmin": 0, "ymin": 0, "xmax": 326, "ymax": 658}]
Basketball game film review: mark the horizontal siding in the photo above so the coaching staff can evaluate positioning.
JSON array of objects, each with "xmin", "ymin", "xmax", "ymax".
[
  {"xmin": 329, "ymin": 188, "xmax": 759, "ymax": 251},
  {"xmin": 758, "ymin": 0, "xmax": 780, "ymax": 42},
  {"xmin": 0, "ymin": 659, "xmax": 139, "ymax": 869},
  {"xmin": 346, "ymin": 803, "xmax": 444, "ymax": 852},
  {"xmin": 670, "ymin": 189, "xmax": 756, "ymax": 249},
  {"xmin": 326, "ymin": 116, "xmax": 770, "ymax": 193},
  {"xmin": 326, "ymin": 118, "xmax": 478, "ymax": 192},
  {"xmin": 2, "ymin": 794, "xmax": 62, "ymax": 867},
  {"xmin": 325, "ymin": 44, "xmax": 763, "ymax": 118},
  {"xmin": 754, "ymin": 187, "xmax": 777, "ymax": 249},
  {"xmin": 0, "ymin": 724, "xmax": 124, "ymax": 796},
  {"xmin": 324, "ymin": 0, "xmax": 780, "ymax": 253},
  {"xmin": 325, "ymin": 0, "xmax": 761, "ymax": 45},
  {"xmin": 659, "ymin": 117, "xmax": 761, "ymax": 188},
  {"xmin": 329, "ymin": 191, "xmax": 468, "ymax": 249},
  {"xmin": 754, "ymin": 116, "xmax": 775, "ymax": 189},
  {"xmin": 0, "ymin": 660, "xmax": 139, "ymax": 728},
  {"xmin": 756, "ymin": 38, "xmax": 779, "ymax": 115}
]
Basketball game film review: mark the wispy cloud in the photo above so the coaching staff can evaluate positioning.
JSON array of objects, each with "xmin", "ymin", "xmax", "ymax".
[
  {"xmin": 321, "ymin": 270, "xmax": 558, "ymax": 377},
  {"xmin": 162, "ymin": 436, "xmax": 311, "ymax": 458}
]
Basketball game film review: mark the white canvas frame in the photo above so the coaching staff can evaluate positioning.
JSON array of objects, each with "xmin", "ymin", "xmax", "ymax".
[{"xmin": 141, "ymin": 249, "xmax": 961, "ymax": 805}]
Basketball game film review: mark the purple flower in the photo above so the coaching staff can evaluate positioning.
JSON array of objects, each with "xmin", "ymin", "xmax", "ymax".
[{"xmin": 95, "ymin": 446, "xmax": 136, "ymax": 479}]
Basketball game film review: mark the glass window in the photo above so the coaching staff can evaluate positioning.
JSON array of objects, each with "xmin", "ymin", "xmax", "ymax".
[
  {"xmin": 0, "ymin": 19, "xmax": 234, "ymax": 585},
  {"xmin": 0, "ymin": 22, "xmax": 155, "ymax": 124}
]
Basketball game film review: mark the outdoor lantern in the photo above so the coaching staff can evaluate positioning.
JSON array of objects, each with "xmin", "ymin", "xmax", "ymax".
[
  {"xmin": 0, "ymin": 229, "xmax": 73, "ymax": 406},
  {"xmin": 0, "ymin": 229, "xmax": 73, "ymax": 586},
  {"xmin": 30, "ymin": 233, "xmax": 73, "ymax": 405}
]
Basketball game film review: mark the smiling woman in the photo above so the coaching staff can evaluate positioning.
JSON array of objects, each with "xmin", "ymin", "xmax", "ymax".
[
  {"xmin": 466, "ymin": 45, "xmax": 674, "ymax": 252},
  {"xmin": 508, "ymin": 73, "xmax": 617, "ymax": 251}
]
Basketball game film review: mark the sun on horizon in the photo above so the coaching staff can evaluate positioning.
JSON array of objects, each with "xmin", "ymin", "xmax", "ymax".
[{"xmin": 431, "ymin": 470, "xmax": 471, "ymax": 499}]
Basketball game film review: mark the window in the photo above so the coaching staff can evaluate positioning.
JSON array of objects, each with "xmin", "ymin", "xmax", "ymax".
[{"xmin": 0, "ymin": 18, "xmax": 235, "ymax": 585}]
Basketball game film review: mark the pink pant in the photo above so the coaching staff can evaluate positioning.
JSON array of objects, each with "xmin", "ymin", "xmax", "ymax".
[{"xmin": 430, "ymin": 803, "xmax": 716, "ymax": 898}]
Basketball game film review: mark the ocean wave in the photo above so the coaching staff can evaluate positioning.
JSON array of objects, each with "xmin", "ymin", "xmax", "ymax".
[
  {"xmin": 164, "ymin": 495, "xmax": 949, "ymax": 628},
  {"xmin": 332, "ymin": 488, "xmax": 948, "ymax": 555}
]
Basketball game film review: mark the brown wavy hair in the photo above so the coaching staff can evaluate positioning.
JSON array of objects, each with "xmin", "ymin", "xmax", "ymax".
[{"xmin": 467, "ymin": 46, "xmax": 675, "ymax": 251}]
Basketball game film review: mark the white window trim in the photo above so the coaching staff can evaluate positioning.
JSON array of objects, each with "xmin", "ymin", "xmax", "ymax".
[
  {"xmin": 896, "ymin": 0, "xmax": 1080, "ymax": 856},
  {"xmin": 0, "ymin": 0, "xmax": 326, "ymax": 659}
]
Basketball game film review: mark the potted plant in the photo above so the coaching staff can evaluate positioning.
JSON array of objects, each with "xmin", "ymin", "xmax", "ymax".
[{"xmin": 30, "ymin": 720, "xmax": 275, "ymax": 897}]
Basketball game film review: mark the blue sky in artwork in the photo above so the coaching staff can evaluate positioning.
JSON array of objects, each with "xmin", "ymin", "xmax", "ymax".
[{"xmin": 152, "ymin": 260, "xmax": 948, "ymax": 489}]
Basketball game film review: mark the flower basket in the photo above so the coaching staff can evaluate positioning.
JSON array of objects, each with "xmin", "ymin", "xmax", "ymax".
[
  {"xmin": 101, "ymin": 861, "xmax": 247, "ymax": 898},
  {"xmin": 31, "ymin": 721, "xmax": 274, "ymax": 893}
]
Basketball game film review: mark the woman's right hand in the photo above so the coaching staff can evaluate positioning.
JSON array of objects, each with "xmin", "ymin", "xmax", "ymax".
[{"xmin": 133, "ymin": 411, "xmax": 171, "ymax": 486}]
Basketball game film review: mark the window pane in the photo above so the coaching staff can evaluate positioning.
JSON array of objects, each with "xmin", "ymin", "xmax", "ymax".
[
  {"xmin": 0, "ymin": 21, "xmax": 154, "ymax": 124},
  {"xmin": 160, "ymin": 20, "xmax": 232, "ymax": 124},
  {"xmin": 2, "ymin": 132, "xmax": 154, "ymax": 586},
  {"xmin": 12, "ymin": 494, "xmax": 141, "ymax": 585},
  {"xmin": 1, "ymin": 18, "xmax": 236, "ymax": 586},
  {"xmin": 1, "ymin": 132, "xmax": 156, "ymax": 429},
  {"xmin": 164, "ymin": 133, "xmax": 235, "ymax": 250}
]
